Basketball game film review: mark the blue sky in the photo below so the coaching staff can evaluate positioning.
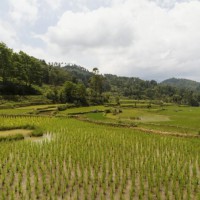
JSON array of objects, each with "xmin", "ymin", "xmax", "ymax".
[{"xmin": 1, "ymin": 0, "xmax": 200, "ymax": 81}]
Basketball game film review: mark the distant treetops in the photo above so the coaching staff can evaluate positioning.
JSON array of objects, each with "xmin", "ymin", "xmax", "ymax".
[{"xmin": 0, "ymin": 42, "xmax": 200, "ymax": 106}]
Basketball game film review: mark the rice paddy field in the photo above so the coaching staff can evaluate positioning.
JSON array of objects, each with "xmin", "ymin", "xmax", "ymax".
[
  {"xmin": 84, "ymin": 105, "xmax": 200, "ymax": 136},
  {"xmin": 0, "ymin": 103, "xmax": 199, "ymax": 199}
]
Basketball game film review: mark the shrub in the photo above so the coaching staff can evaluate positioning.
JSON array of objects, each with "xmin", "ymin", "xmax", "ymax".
[
  {"xmin": 57, "ymin": 104, "xmax": 76, "ymax": 111},
  {"xmin": 112, "ymin": 108, "xmax": 122, "ymax": 115},
  {"xmin": 31, "ymin": 129, "xmax": 43, "ymax": 137},
  {"xmin": 57, "ymin": 105, "xmax": 68, "ymax": 111},
  {"xmin": 104, "ymin": 109, "xmax": 111, "ymax": 114},
  {"xmin": 91, "ymin": 110, "xmax": 99, "ymax": 113},
  {"xmin": 23, "ymin": 124, "xmax": 36, "ymax": 130}
]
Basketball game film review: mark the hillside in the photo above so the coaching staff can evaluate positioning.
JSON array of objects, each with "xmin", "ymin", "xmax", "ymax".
[
  {"xmin": 0, "ymin": 42, "xmax": 200, "ymax": 106},
  {"xmin": 161, "ymin": 78, "xmax": 200, "ymax": 91},
  {"xmin": 63, "ymin": 64, "xmax": 92, "ymax": 86}
]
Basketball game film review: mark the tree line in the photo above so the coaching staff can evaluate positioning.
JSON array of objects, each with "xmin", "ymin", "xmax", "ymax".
[
  {"xmin": 105, "ymin": 74, "xmax": 200, "ymax": 106},
  {"xmin": 0, "ymin": 42, "xmax": 200, "ymax": 106}
]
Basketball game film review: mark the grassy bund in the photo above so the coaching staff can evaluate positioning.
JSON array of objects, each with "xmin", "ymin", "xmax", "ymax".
[{"xmin": 0, "ymin": 102, "xmax": 199, "ymax": 199}]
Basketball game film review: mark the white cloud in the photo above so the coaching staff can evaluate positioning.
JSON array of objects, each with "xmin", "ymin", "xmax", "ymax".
[
  {"xmin": 8, "ymin": 0, "xmax": 39, "ymax": 25},
  {"xmin": 39, "ymin": 0, "xmax": 200, "ymax": 81},
  {"xmin": 67, "ymin": 0, "xmax": 112, "ymax": 11},
  {"xmin": 0, "ymin": 19, "xmax": 18, "ymax": 46},
  {"xmin": 19, "ymin": 44, "xmax": 48, "ymax": 60},
  {"xmin": 1, "ymin": 0, "xmax": 200, "ymax": 81},
  {"xmin": 46, "ymin": 7, "xmax": 134, "ymax": 48},
  {"xmin": 44, "ymin": 0, "xmax": 62, "ymax": 10}
]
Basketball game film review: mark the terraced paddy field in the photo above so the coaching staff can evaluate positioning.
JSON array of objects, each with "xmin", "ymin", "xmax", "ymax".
[
  {"xmin": 0, "ymin": 105, "xmax": 199, "ymax": 199},
  {"xmin": 81, "ymin": 105, "xmax": 200, "ymax": 136}
]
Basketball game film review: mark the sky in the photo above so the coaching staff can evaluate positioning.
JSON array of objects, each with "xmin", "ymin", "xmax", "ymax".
[{"xmin": 0, "ymin": 0, "xmax": 200, "ymax": 82}]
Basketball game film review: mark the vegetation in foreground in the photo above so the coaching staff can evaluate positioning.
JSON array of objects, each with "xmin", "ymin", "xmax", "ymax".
[{"xmin": 0, "ymin": 115, "xmax": 199, "ymax": 199}]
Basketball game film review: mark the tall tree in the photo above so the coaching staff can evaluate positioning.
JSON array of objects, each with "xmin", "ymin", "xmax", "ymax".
[
  {"xmin": 0, "ymin": 42, "xmax": 13, "ymax": 83},
  {"xmin": 90, "ymin": 68, "xmax": 104, "ymax": 95}
]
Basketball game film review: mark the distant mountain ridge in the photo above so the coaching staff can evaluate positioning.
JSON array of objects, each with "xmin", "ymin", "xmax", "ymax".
[
  {"xmin": 63, "ymin": 65, "xmax": 200, "ymax": 92},
  {"xmin": 161, "ymin": 78, "xmax": 200, "ymax": 91}
]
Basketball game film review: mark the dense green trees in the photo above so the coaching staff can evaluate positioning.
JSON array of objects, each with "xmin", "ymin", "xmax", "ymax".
[
  {"xmin": 162, "ymin": 77, "xmax": 200, "ymax": 91},
  {"xmin": 60, "ymin": 81, "xmax": 87, "ymax": 104},
  {"xmin": 0, "ymin": 44, "xmax": 44, "ymax": 87},
  {"xmin": 88, "ymin": 68, "xmax": 104, "ymax": 104},
  {"xmin": 0, "ymin": 42, "xmax": 70, "ymax": 95},
  {"xmin": 46, "ymin": 81, "xmax": 87, "ymax": 105},
  {"xmin": 0, "ymin": 42, "xmax": 200, "ymax": 106},
  {"xmin": 0, "ymin": 43, "xmax": 12, "ymax": 83},
  {"xmin": 104, "ymin": 74, "xmax": 200, "ymax": 106}
]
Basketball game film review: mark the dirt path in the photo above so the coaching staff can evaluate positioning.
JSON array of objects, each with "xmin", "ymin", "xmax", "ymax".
[{"xmin": 133, "ymin": 127, "xmax": 199, "ymax": 138}]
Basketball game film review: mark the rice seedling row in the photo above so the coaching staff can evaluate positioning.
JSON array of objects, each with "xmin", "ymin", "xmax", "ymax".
[{"xmin": 0, "ymin": 115, "xmax": 199, "ymax": 199}]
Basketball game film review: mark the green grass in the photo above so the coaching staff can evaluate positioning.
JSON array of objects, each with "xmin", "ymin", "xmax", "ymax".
[
  {"xmin": 0, "ymin": 108, "xmax": 32, "ymax": 115},
  {"xmin": 0, "ymin": 134, "xmax": 24, "ymax": 142},
  {"xmin": 120, "ymin": 99, "xmax": 151, "ymax": 104},
  {"xmin": 0, "ymin": 95, "xmax": 51, "ymax": 108},
  {"xmin": 1, "ymin": 103, "xmax": 199, "ymax": 135},
  {"xmin": 101, "ymin": 105, "xmax": 200, "ymax": 135},
  {"xmin": 0, "ymin": 104, "xmax": 64, "ymax": 116},
  {"xmin": 0, "ymin": 115, "xmax": 199, "ymax": 199},
  {"xmin": 59, "ymin": 105, "xmax": 107, "ymax": 115},
  {"xmin": 16, "ymin": 104, "xmax": 63, "ymax": 110},
  {"xmin": 85, "ymin": 112, "xmax": 108, "ymax": 121},
  {"xmin": 143, "ymin": 106, "xmax": 200, "ymax": 134}
]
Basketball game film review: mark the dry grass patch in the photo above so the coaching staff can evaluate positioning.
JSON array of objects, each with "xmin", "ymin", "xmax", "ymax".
[
  {"xmin": 0, "ymin": 129, "xmax": 32, "ymax": 137},
  {"xmin": 139, "ymin": 115, "xmax": 170, "ymax": 122}
]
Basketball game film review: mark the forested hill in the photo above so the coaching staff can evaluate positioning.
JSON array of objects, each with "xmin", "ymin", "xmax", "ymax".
[
  {"xmin": 161, "ymin": 78, "xmax": 200, "ymax": 91},
  {"xmin": 0, "ymin": 42, "xmax": 200, "ymax": 106},
  {"xmin": 63, "ymin": 64, "xmax": 92, "ymax": 86}
]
